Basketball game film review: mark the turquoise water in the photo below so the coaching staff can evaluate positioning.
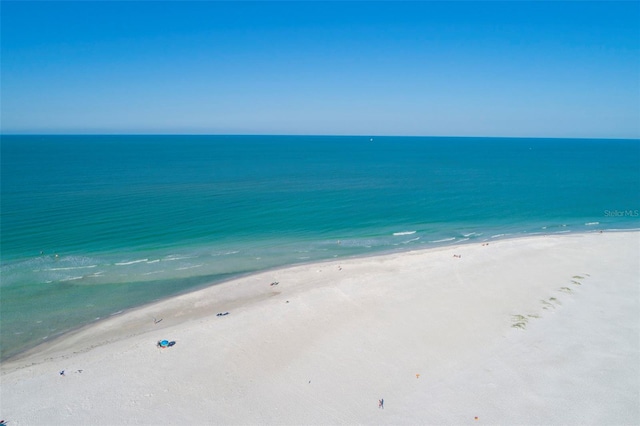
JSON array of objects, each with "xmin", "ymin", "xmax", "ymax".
[{"xmin": 2, "ymin": 135, "xmax": 639, "ymax": 359}]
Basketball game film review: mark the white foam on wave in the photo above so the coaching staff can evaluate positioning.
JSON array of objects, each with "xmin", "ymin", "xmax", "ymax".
[
  {"xmin": 605, "ymin": 227, "xmax": 640, "ymax": 232},
  {"xmin": 146, "ymin": 259, "xmax": 160, "ymax": 264},
  {"xmin": 393, "ymin": 231, "xmax": 416, "ymax": 236},
  {"xmin": 401, "ymin": 237, "xmax": 421, "ymax": 244},
  {"xmin": 46, "ymin": 265, "xmax": 98, "ymax": 271},
  {"xmin": 176, "ymin": 264, "xmax": 203, "ymax": 271},
  {"xmin": 585, "ymin": 222, "xmax": 600, "ymax": 226},
  {"xmin": 430, "ymin": 237, "xmax": 456, "ymax": 243},
  {"xmin": 163, "ymin": 255, "xmax": 196, "ymax": 261},
  {"xmin": 59, "ymin": 276, "xmax": 83, "ymax": 282},
  {"xmin": 211, "ymin": 250, "xmax": 239, "ymax": 257},
  {"xmin": 115, "ymin": 259, "xmax": 148, "ymax": 266},
  {"xmin": 462, "ymin": 232, "xmax": 482, "ymax": 237},
  {"xmin": 490, "ymin": 233, "xmax": 512, "ymax": 239},
  {"xmin": 142, "ymin": 270, "xmax": 165, "ymax": 276}
]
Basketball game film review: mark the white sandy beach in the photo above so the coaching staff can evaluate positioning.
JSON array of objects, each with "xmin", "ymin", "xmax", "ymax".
[{"xmin": 1, "ymin": 231, "xmax": 638, "ymax": 425}]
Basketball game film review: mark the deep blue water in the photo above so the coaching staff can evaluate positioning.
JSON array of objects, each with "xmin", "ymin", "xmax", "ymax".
[{"xmin": 1, "ymin": 135, "xmax": 639, "ymax": 359}]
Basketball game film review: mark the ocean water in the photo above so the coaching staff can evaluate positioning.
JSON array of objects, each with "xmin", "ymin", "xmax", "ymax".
[{"xmin": 1, "ymin": 135, "xmax": 639, "ymax": 359}]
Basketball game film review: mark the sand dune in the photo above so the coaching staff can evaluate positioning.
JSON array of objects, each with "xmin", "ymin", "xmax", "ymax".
[{"xmin": 1, "ymin": 232, "xmax": 638, "ymax": 425}]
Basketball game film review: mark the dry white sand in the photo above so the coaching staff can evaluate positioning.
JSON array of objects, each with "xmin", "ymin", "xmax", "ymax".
[{"xmin": 1, "ymin": 231, "xmax": 638, "ymax": 425}]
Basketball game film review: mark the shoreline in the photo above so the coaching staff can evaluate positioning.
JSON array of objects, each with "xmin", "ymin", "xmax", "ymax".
[
  {"xmin": 2, "ymin": 226, "xmax": 638, "ymax": 362},
  {"xmin": 2, "ymin": 228, "xmax": 635, "ymax": 366},
  {"xmin": 0, "ymin": 228, "xmax": 625, "ymax": 365},
  {"xmin": 2, "ymin": 231, "xmax": 638, "ymax": 425}
]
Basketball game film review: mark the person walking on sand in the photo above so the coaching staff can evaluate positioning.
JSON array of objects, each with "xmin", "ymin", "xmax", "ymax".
[{"xmin": 379, "ymin": 398, "xmax": 384, "ymax": 409}]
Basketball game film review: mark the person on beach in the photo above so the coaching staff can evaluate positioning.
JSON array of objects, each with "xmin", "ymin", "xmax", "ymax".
[{"xmin": 379, "ymin": 398, "xmax": 384, "ymax": 409}]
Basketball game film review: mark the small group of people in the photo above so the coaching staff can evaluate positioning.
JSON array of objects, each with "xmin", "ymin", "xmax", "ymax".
[{"xmin": 216, "ymin": 311, "xmax": 229, "ymax": 317}]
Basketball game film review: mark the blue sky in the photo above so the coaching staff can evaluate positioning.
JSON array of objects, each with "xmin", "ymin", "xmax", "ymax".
[{"xmin": 2, "ymin": 1, "xmax": 639, "ymax": 138}]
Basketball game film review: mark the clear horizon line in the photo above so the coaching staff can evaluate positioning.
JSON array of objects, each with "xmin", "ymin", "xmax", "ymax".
[{"xmin": 2, "ymin": 133, "xmax": 639, "ymax": 141}]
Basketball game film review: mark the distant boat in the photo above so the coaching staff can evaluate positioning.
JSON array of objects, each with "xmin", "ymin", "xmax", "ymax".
[{"xmin": 370, "ymin": 137, "xmax": 374, "ymax": 142}]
